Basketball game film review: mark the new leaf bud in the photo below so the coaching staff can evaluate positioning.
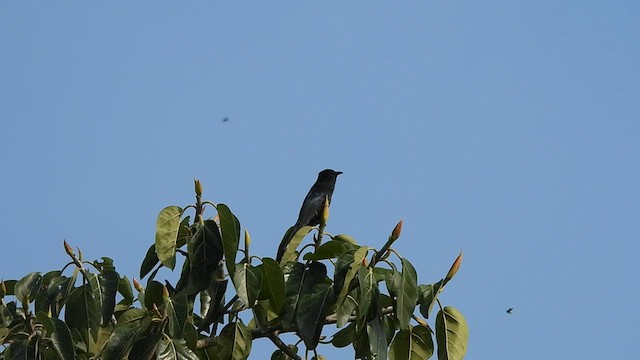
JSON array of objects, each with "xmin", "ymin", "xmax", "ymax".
[
  {"xmin": 390, "ymin": 219, "xmax": 403, "ymax": 241},
  {"xmin": 445, "ymin": 251, "xmax": 463, "ymax": 281},
  {"xmin": 63, "ymin": 240, "xmax": 74, "ymax": 256},
  {"xmin": 194, "ymin": 178, "xmax": 203, "ymax": 196}
]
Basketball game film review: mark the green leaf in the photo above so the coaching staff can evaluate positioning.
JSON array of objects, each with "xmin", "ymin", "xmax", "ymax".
[
  {"xmin": 335, "ymin": 246, "xmax": 368, "ymax": 317},
  {"xmin": 118, "ymin": 275, "xmax": 134, "ymax": 305},
  {"xmin": 278, "ymin": 225, "xmax": 313, "ymax": 266},
  {"xmin": 100, "ymin": 268, "xmax": 120, "ymax": 326},
  {"xmin": 436, "ymin": 307, "xmax": 468, "ymax": 360},
  {"xmin": 332, "ymin": 234, "xmax": 359, "ymax": 247},
  {"xmin": 257, "ymin": 258, "xmax": 285, "ymax": 313},
  {"xmin": 397, "ymin": 258, "xmax": 418, "ymax": 329},
  {"xmin": 14, "ymin": 272, "xmax": 42, "ymax": 305},
  {"xmin": 155, "ymin": 205, "xmax": 183, "ymax": 270},
  {"xmin": 198, "ymin": 280, "xmax": 228, "ymax": 333},
  {"xmin": 144, "ymin": 281, "xmax": 165, "ymax": 311},
  {"xmin": 156, "ymin": 338, "xmax": 200, "ymax": 360},
  {"xmin": 335, "ymin": 289, "xmax": 357, "ymax": 328},
  {"xmin": 140, "ymin": 244, "xmax": 160, "ymax": 279},
  {"xmin": 37, "ymin": 312, "xmax": 76, "ymax": 360},
  {"xmin": 217, "ymin": 321, "xmax": 252, "ymax": 360},
  {"xmin": 357, "ymin": 267, "xmax": 376, "ymax": 321},
  {"xmin": 367, "ymin": 316, "xmax": 388, "ymax": 360},
  {"xmin": 217, "ymin": 204, "xmax": 241, "ymax": 279},
  {"xmin": 413, "ymin": 324, "xmax": 434, "ymax": 359},
  {"xmin": 279, "ymin": 262, "xmax": 305, "ymax": 329},
  {"xmin": 234, "ymin": 264, "xmax": 262, "ymax": 307},
  {"xmin": 166, "ymin": 293, "xmax": 190, "ymax": 338},
  {"xmin": 101, "ymin": 321, "xmax": 141, "ymax": 360},
  {"xmin": 331, "ymin": 321, "xmax": 356, "ymax": 348},
  {"xmin": 389, "ymin": 328, "xmax": 432, "ymax": 360},
  {"xmin": 189, "ymin": 220, "xmax": 224, "ymax": 294},
  {"xmin": 129, "ymin": 333, "xmax": 162, "ymax": 360},
  {"xmin": 418, "ymin": 281, "xmax": 443, "ymax": 319},
  {"xmin": 303, "ymin": 240, "xmax": 350, "ymax": 261},
  {"xmin": 65, "ymin": 282, "xmax": 101, "ymax": 346},
  {"xmin": 296, "ymin": 283, "xmax": 335, "ymax": 350}
]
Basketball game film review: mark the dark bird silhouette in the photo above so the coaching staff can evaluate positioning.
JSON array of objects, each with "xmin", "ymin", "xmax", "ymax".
[
  {"xmin": 222, "ymin": 117, "xmax": 229, "ymax": 122},
  {"xmin": 276, "ymin": 169, "xmax": 342, "ymax": 262},
  {"xmin": 506, "ymin": 308, "xmax": 514, "ymax": 314}
]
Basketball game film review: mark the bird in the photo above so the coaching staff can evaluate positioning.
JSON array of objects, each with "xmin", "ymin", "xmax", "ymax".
[
  {"xmin": 276, "ymin": 169, "xmax": 343, "ymax": 262},
  {"xmin": 222, "ymin": 117, "xmax": 229, "ymax": 122},
  {"xmin": 506, "ymin": 308, "xmax": 514, "ymax": 314}
]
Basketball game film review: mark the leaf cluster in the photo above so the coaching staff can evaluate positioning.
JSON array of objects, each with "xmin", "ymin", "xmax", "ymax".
[{"xmin": 0, "ymin": 180, "xmax": 468, "ymax": 360}]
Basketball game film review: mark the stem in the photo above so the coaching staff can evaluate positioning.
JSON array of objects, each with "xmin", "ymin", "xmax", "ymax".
[{"xmin": 268, "ymin": 331, "xmax": 301, "ymax": 360}]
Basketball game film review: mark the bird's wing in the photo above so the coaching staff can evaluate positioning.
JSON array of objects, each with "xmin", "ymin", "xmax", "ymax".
[{"xmin": 295, "ymin": 188, "xmax": 326, "ymax": 227}]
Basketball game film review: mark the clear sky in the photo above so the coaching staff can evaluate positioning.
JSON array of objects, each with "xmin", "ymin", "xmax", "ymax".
[{"xmin": 1, "ymin": 2, "xmax": 638, "ymax": 359}]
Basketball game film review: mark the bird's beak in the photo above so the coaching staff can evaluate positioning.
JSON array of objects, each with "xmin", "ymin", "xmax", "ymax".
[{"xmin": 336, "ymin": 171, "xmax": 343, "ymax": 175}]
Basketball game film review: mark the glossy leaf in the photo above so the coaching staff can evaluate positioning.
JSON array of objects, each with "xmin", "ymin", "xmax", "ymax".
[
  {"xmin": 100, "ymin": 268, "xmax": 120, "ymax": 326},
  {"xmin": 189, "ymin": 220, "xmax": 224, "ymax": 293},
  {"xmin": 101, "ymin": 321, "xmax": 141, "ymax": 360},
  {"xmin": 367, "ymin": 316, "xmax": 388, "ymax": 360},
  {"xmin": 258, "ymin": 258, "xmax": 285, "ymax": 313},
  {"xmin": 397, "ymin": 258, "xmax": 418, "ymax": 329},
  {"xmin": 336, "ymin": 246, "xmax": 368, "ymax": 318},
  {"xmin": 118, "ymin": 276, "xmax": 134, "ymax": 305},
  {"xmin": 413, "ymin": 324, "xmax": 434, "ymax": 359},
  {"xmin": 144, "ymin": 281, "xmax": 165, "ymax": 311},
  {"xmin": 357, "ymin": 267, "xmax": 376, "ymax": 321},
  {"xmin": 278, "ymin": 225, "xmax": 313, "ymax": 266},
  {"xmin": 140, "ymin": 244, "xmax": 160, "ymax": 280},
  {"xmin": 279, "ymin": 262, "xmax": 305, "ymax": 329},
  {"xmin": 65, "ymin": 283, "xmax": 100, "ymax": 345},
  {"xmin": 218, "ymin": 204, "xmax": 241, "ymax": 279},
  {"xmin": 155, "ymin": 205, "xmax": 183, "ymax": 270},
  {"xmin": 332, "ymin": 322, "xmax": 356, "ymax": 348},
  {"xmin": 296, "ymin": 282, "xmax": 334, "ymax": 350},
  {"xmin": 389, "ymin": 328, "xmax": 432, "ymax": 360},
  {"xmin": 14, "ymin": 272, "xmax": 41, "ymax": 305},
  {"xmin": 156, "ymin": 338, "xmax": 199, "ymax": 360},
  {"xmin": 303, "ymin": 240, "xmax": 350, "ymax": 261},
  {"xmin": 198, "ymin": 279, "xmax": 228, "ymax": 333},
  {"xmin": 233, "ymin": 264, "xmax": 263, "ymax": 308},
  {"xmin": 436, "ymin": 307, "xmax": 468, "ymax": 360},
  {"xmin": 335, "ymin": 290, "xmax": 358, "ymax": 328},
  {"xmin": 418, "ymin": 281, "xmax": 443, "ymax": 319},
  {"xmin": 217, "ymin": 321, "xmax": 252, "ymax": 360},
  {"xmin": 37, "ymin": 312, "xmax": 76, "ymax": 360}
]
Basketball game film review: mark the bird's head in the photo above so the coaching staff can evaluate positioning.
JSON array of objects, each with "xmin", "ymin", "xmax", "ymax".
[{"xmin": 318, "ymin": 169, "xmax": 343, "ymax": 180}]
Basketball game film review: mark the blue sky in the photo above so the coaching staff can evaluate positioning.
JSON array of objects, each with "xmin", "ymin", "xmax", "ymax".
[{"xmin": 1, "ymin": 2, "xmax": 639, "ymax": 359}]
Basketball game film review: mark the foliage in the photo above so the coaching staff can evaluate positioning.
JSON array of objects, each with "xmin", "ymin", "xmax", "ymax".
[{"xmin": 0, "ymin": 180, "xmax": 468, "ymax": 360}]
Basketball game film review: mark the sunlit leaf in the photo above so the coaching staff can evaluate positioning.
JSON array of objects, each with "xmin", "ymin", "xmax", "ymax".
[
  {"xmin": 14, "ymin": 272, "xmax": 41, "ymax": 305},
  {"xmin": 278, "ymin": 225, "xmax": 313, "ymax": 266},
  {"xmin": 155, "ymin": 205, "xmax": 183, "ymax": 270},
  {"xmin": 436, "ymin": 307, "xmax": 468, "ymax": 360},
  {"xmin": 218, "ymin": 204, "xmax": 241, "ymax": 279},
  {"xmin": 335, "ymin": 246, "xmax": 368, "ymax": 319},
  {"xmin": 397, "ymin": 258, "xmax": 418, "ymax": 329},
  {"xmin": 233, "ymin": 264, "xmax": 263, "ymax": 308}
]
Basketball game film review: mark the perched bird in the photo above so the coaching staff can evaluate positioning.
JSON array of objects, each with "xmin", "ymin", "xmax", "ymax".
[
  {"xmin": 276, "ymin": 169, "xmax": 343, "ymax": 262},
  {"xmin": 506, "ymin": 308, "xmax": 514, "ymax": 314}
]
